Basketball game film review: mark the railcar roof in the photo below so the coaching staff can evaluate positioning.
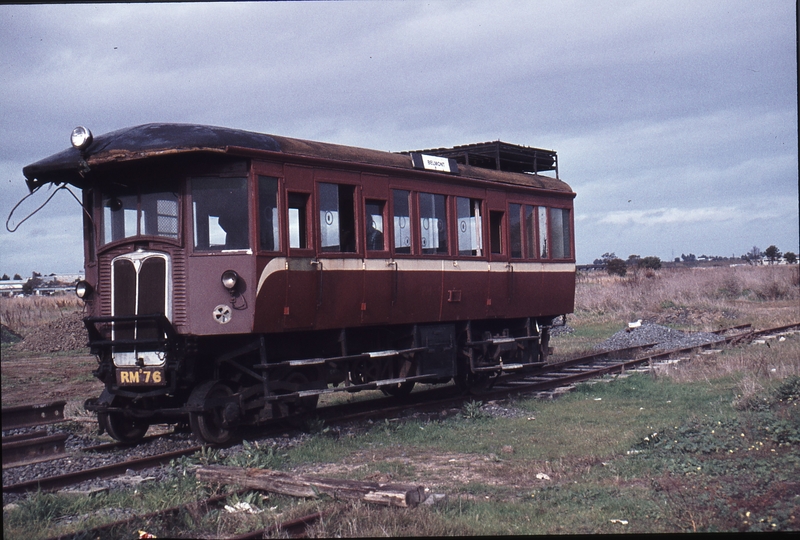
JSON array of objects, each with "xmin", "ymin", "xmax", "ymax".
[{"xmin": 22, "ymin": 123, "xmax": 573, "ymax": 195}]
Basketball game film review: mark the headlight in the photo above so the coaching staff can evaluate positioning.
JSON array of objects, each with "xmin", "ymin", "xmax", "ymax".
[
  {"xmin": 70, "ymin": 126, "xmax": 93, "ymax": 150},
  {"xmin": 75, "ymin": 280, "xmax": 93, "ymax": 299},
  {"xmin": 221, "ymin": 270, "xmax": 239, "ymax": 291}
]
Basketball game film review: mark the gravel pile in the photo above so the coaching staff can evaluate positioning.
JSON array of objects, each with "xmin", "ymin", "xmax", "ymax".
[
  {"xmin": 594, "ymin": 322, "xmax": 723, "ymax": 352},
  {"xmin": 10, "ymin": 312, "xmax": 88, "ymax": 352}
]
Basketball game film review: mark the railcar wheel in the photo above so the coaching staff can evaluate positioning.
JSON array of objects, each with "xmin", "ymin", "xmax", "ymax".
[
  {"xmin": 99, "ymin": 412, "xmax": 150, "ymax": 444},
  {"xmin": 189, "ymin": 381, "xmax": 235, "ymax": 444},
  {"xmin": 381, "ymin": 381, "xmax": 415, "ymax": 397}
]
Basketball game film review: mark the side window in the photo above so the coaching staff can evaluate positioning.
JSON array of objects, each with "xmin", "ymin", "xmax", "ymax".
[
  {"xmin": 365, "ymin": 199, "xmax": 386, "ymax": 251},
  {"xmin": 525, "ymin": 205, "xmax": 536, "ymax": 259},
  {"xmin": 319, "ymin": 183, "xmax": 356, "ymax": 253},
  {"xmin": 288, "ymin": 192, "xmax": 309, "ymax": 249},
  {"xmin": 258, "ymin": 176, "xmax": 280, "ymax": 251},
  {"xmin": 191, "ymin": 177, "xmax": 249, "ymax": 251},
  {"xmin": 537, "ymin": 206, "xmax": 548, "ymax": 258},
  {"xmin": 549, "ymin": 208, "xmax": 572, "ymax": 259},
  {"xmin": 509, "ymin": 203, "xmax": 522, "ymax": 259},
  {"xmin": 419, "ymin": 192, "xmax": 448, "ymax": 254},
  {"xmin": 489, "ymin": 211, "xmax": 504, "ymax": 255},
  {"xmin": 392, "ymin": 189, "xmax": 411, "ymax": 254},
  {"xmin": 456, "ymin": 197, "xmax": 483, "ymax": 256}
]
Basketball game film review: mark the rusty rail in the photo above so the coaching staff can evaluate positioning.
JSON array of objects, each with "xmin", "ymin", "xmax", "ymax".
[
  {"xmin": 2, "ymin": 400, "xmax": 67, "ymax": 430},
  {"xmin": 2, "ymin": 429, "xmax": 69, "ymax": 469},
  {"xmin": 3, "ymin": 445, "xmax": 203, "ymax": 494}
]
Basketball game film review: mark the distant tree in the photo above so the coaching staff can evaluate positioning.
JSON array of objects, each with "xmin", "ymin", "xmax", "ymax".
[
  {"xmin": 1, "ymin": 274, "xmax": 8, "ymax": 280},
  {"xmin": 681, "ymin": 253, "xmax": 696, "ymax": 262},
  {"xmin": 593, "ymin": 252, "xmax": 618, "ymax": 265},
  {"xmin": 748, "ymin": 246, "xmax": 761, "ymax": 259},
  {"xmin": 22, "ymin": 276, "xmax": 43, "ymax": 295},
  {"xmin": 13, "ymin": 273, "xmax": 22, "ymax": 280},
  {"xmin": 638, "ymin": 256, "xmax": 662, "ymax": 270},
  {"xmin": 784, "ymin": 252, "xmax": 797, "ymax": 264},
  {"xmin": 764, "ymin": 245, "xmax": 782, "ymax": 264},
  {"xmin": 674, "ymin": 257, "xmax": 680, "ymax": 263},
  {"xmin": 606, "ymin": 258, "xmax": 627, "ymax": 277}
]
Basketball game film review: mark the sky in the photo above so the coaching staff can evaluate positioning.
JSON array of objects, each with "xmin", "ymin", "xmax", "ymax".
[{"xmin": 1, "ymin": 0, "xmax": 797, "ymax": 276}]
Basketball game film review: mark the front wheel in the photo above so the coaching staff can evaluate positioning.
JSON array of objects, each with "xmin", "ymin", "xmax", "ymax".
[
  {"xmin": 189, "ymin": 381, "xmax": 235, "ymax": 444},
  {"xmin": 99, "ymin": 411, "xmax": 150, "ymax": 444}
]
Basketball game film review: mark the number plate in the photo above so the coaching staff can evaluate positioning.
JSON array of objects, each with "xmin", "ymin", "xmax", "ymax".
[{"xmin": 116, "ymin": 367, "xmax": 165, "ymax": 386}]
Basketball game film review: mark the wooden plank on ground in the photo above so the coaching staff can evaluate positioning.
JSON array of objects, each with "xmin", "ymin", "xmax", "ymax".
[{"xmin": 195, "ymin": 465, "xmax": 426, "ymax": 508}]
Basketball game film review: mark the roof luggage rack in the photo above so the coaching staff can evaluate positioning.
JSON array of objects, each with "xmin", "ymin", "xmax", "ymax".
[{"xmin": 403, "ymin": 140, "xmax": 558, "ymax": 177}]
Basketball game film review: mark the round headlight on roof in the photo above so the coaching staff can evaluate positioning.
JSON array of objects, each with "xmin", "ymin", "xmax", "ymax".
[
  {"xmin": 221, "ymin": 270, "xmax": 239, "ymax": 291},
  {"xmin": 70, "ymin": 126, "xmax": 93, "ymax": 150},
  {"xmin": 75, "ymin": 280, "xmax": 93, "ymax": 299}
]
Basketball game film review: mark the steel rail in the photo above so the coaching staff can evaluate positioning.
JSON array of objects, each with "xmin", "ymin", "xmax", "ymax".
[
  {"xmin": 2, "ymin": 429, "xmax": 68, "ymax": 469},
  {"xmin": 2, "ymin": 445, "xmax": 203, "ymax": 494},
  {"xmin": 228, "ymin": 511, "xmax": 327, "ymax": 539},
  {"xmin": 1, "ymin": 400, "xmax": 66, "ymax": 430},
  {"xmin": 42, "ymin": 490, "xmax": 241, "ymax": 540}
]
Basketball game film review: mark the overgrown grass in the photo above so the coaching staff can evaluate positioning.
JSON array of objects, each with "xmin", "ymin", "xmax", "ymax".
[
  {"xmin": 553, "ymin": 265, "xmax": 800, "ymax": 357},
  {"xmin": 0, "ymin": 295, "xmax": 83, "ymax": 332}
]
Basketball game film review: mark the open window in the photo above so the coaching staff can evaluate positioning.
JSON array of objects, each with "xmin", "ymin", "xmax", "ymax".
[
  {"xmin": 191, "ymin": 177, "xmax": 249, "ymax": 251},
  {"xmin": 489, "ymin": 211, "xmax": 504, "ymax": 255},
  {"xmin": 288, "ymin": 192, "xmax": 309, "ymax": 249}
]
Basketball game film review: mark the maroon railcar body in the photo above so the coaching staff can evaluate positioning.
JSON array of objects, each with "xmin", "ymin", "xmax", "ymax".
[{"xmin": 22, "ymin": 124, "xmax": 576, "ymax": 444}]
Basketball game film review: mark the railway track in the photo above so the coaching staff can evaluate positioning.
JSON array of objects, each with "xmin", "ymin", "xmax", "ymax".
[
  {"xmin": 4, "ymin": 322, "xmax": 797, "ymax": 499},
  {"xmin": 2, "ymin": 400, "xmax": 68, "ymax": 468}
]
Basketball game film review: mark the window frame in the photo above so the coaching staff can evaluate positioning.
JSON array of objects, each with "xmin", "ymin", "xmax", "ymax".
[
  {"xmin": 364, "ymin": 198, "xmax": 388, "ymax": 254},
  {"xmin": 417, "ymin": 191, "xmax": 449, "ymax": 256},
  {"xmin": 316, "ymin": 181, "xmax": 359, "ymax": 256},
  {"xmin": 189, "ymin": 175, "xmax": 251, "ymax": 253}
]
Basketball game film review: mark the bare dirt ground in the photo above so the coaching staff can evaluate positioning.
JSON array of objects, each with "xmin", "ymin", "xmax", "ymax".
[
  {"xmin": 2, "ymin": 308, "xmax": 102, "ymax": 414},
  {"xmin": 0, "ymin": 353, "xmax": 103, "ymax": 414}
]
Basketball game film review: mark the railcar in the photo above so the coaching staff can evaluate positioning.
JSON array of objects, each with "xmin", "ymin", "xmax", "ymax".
[{"xmin": 21, "ymin": 124, "xmax": 576, "ymax": 444}]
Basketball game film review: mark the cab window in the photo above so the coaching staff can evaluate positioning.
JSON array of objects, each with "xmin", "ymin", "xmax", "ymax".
[
  {"xmin": 102, "ymin": 188, "xmax": 179, "ymax": 245},
  {"xmin": 191, "ymin": 177, "xmax": 249, "ymax": 251}
]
